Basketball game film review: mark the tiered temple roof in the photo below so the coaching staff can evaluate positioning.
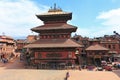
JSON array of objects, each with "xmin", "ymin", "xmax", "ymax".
[
  {"xmin": 25, "ymin": 39, "xmax": 82, "ymax": 48},
  {"xmin": 25, "ymin": 4, "xmax": 82, "ymax": 49},
  {"xmin": 31, "ymin": 23, "xmax": 77, "ymax": 33}
]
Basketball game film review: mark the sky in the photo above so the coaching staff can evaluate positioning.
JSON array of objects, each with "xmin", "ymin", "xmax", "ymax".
[{"xmin": 0, "ymin": 0, "xmax": 120, "ymax": 39}]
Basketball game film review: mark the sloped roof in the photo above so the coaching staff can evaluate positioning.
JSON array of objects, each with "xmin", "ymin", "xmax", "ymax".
[
  {"xmin": 31, "ymin": 23, "xmax": 77, "ymax": 32},
  {"xmin": 38, "ymin": 11, "xmax": 71, "ymax": 16},
  {"xmin": 24, "ymin": 39, "xmax": 82, "ymax": 48},
  {"xmin": 1, "ymin": 35, "xmax": 13, "ymax": 40},
  {"xmin": 86, "ymin": 44, "xmax": 109, "ymax": 51}
]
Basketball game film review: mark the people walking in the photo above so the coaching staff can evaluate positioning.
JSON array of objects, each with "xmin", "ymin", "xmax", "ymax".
[{"xmin": 65, "ymin": 71, "xmax": 70, "ymax": 80}]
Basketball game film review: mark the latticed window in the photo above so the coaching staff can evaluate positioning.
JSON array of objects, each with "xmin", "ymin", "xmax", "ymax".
[
  {"xmin": 108, "ymin": 45, "xmax": 111, "ymax": 49},
  {"xmin": 89, "ymin": 53, "xmax": 92, "ymax": 55},
  {"xmin": 67, "ymin": 35, "xmax": 70, "ymax": 38},
  {"xmin": 102, "ymin": 52, "xmax": 105, "ymax": 55},
  {"xmin": 38, "ymin": 53, "xmax": 42, "ymax": 58},
  {"xmin": 112, "ymin": 45, "xmax": 115, "ymax": 49}
]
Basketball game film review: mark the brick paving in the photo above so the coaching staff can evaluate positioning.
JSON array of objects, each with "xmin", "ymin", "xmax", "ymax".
[
  {"xmin": 0, "ymin": 57, "xmax": 120, "ymax": 80},
  {"xmin": 0, "ymin": 70, "xmax": 67, "ymax": 80},
  {"xmin": 0, "ymin": 57, "xmax": 67, "ymax": 80},
  {"xmin": 113, "ymin": 70, "xmax": 120, "ymax": 77},
  {"xmin": 68, "ymin": 70, "xmax": 120, "ymax": 80}
]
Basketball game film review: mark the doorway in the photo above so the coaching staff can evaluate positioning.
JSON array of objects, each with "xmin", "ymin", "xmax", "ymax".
[{"xmin": 94, "ymin": 58, "xmax": 101, "ymax": 66}]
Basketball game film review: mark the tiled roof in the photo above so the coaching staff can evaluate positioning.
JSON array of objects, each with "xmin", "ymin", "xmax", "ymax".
[
  {"xmin": 24, "ymin": 39, "xmax": 82, "ymax": 48},
  {"xmin": 1, "ymin": 35, "xmax": 13, "ymax": 40},
  {"xmin": 0, "ymin": 39, "xmax": 7, "ymax": 43},
  {"xmin": 31, "ymin": 23, "xmax": 77, "ymax": 32},
  {"xmin": 86, "ymin": 44, "xmax": 109, "ymax": 51}
]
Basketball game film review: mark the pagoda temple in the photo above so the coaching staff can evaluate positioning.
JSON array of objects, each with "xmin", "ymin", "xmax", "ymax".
[{"xmin": 25, "ymin": 4, "xmax": 82, "ymax": 69}]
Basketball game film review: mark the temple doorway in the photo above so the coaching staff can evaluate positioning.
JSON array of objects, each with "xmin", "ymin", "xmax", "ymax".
[{"xmin": 94, "ymin": 58, "xmax": 101, "ymax": 66}]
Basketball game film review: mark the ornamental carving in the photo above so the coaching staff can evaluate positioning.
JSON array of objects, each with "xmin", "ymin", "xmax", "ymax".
[{"xmin": 46, "ymin": 53, "xmax": 62, "ymax": 58}]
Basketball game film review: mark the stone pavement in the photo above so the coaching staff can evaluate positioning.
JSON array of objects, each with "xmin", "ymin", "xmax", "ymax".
[
  {"xmin": 68, "ymin": 70, "xmax": 120, "ymax": 80},
  {"xmin": 0, "ymin": 57, "xmax": 120, "ymax": 80},
  {"xmin": 0, "ymin": 57, "xmax": 67, "ymax": 80},
  {"xmin": 0, "ymin": 57, "xmax": 24, "ymax": 69},
  {"xmin": 0, "ymin": 70, "xmax": 67, "ymax": 80},
  {"xmin": 113, "ymin": 70, "xmax": 120, "ymax": 77}
]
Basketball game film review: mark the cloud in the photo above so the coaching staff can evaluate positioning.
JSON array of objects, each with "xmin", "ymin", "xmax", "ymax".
[
  {"xmin": 97, "ymin": 8, "xmax": 120, "ymax": 26},
  {"xmin": 0, "ymin": 0, "xmax": 49, "ymax": 39},
  {"xmin": 76, "ymin": 27, "xmax": 109, "ymax": 38},
  {"xmin": 96, "ymin": 8, "xmax": 120, "ymax": 35},
  {"xmin": 72, "ymin": 8, "xmax": 120, "ymax": 38}
]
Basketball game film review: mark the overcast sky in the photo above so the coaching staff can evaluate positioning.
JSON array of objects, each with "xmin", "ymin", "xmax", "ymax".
[{"xmin": 0, "ymin": 0, "xmax": 120, "ymax": 39}]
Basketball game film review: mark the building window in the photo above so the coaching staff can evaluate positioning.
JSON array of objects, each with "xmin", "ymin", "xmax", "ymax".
[
  {"xmin": 51, "ymin": 35, "xmax": 59, "ymax": 38},
  {"xmin": 38, "ymin": 53, "xmax": 42, "ymax": 58},
  {"xmin": 67, "ymin": 35, "xmax": 70, "ymax": 38},
  {"xmin": 89, "ymin": 53, "xmax": 92, "ymax": 55},
  {"xmin": 112, "ymin": 45, "xmax": 115, "ymax": 49},
  {"xmin": 63, "ymin": 35, "xmax": 66, "ymax": 38},
  {"xmin": 51, "ymin": 35, "xmax": 54, "ymax": 38},
  {"xmin": 43, "ymin": 35, "xmax": 46, "ymax": 39},
  {"xmin": 108, "ymin": 45, "xmax": 111, "ymax": 49},
  {"xmin": 102, "ymin": 52, "xmax": 105, "ymax": 55},
  {"xmin": 60, "ymin": 35, "xmax": 62, "ymax": 38}
]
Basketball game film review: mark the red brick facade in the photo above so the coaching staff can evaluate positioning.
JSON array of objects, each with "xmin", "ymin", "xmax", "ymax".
[{"xmin": 73, "ymin": 33, "xmax": 120, "ymax": 65}]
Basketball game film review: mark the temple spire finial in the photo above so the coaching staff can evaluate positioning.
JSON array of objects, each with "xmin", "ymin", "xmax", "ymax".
[{"xmin": 48, "ymin": 3, "xmax": 62, "ymax": 12}]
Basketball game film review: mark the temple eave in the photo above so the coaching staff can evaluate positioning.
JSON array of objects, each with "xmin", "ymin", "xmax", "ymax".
[
  {"xmin": 24, "ymin": 45, "xmax": 81, "ymax": 49},
  {"xmin": 24, "ymin": 39, "xmax": 82, "ymax": 48},
  {"xmin": 36, "ymin": 12, "xmax": 72, "ymax": 17},
  {"xmin": 31, "ymin": 28, "xmax": 77, "ymax": 33}
]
